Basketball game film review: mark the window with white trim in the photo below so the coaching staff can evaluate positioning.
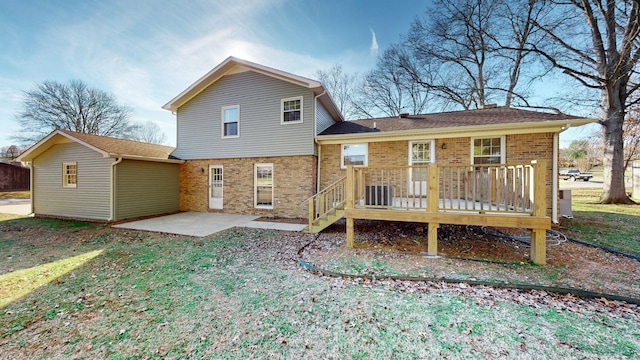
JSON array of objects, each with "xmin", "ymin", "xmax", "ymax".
[
  {"xmin": 63, "ymin": 162, "xmax": 77, "ymax": 188},
  {"xmin": 255, "ymin": 163, "xmax": 273, "ymax": 208},
  {"xmin": 281, "ymin": 97, "xmax": 303, "ymax": 124},
  {"xmin": 222, "ymin": 105, "xmax": 239, "ymax": 137},
  {"xmin": 341, "ymin": 144, "xmax": 368, "ymax": 168},
  {"xmin": 472, "ymin": 137, "xmax": 504, "ymax": 164}
]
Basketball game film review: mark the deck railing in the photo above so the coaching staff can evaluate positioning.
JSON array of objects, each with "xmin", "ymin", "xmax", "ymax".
[
  {"xmin": 342, "ymin": 161, "xmax": 549, "ymax": 264},
  {"xmin": 307, "ymin": 176, "xmax": 346, "ymax": 228},
  {"xmin": 351, "ymin": 163, "xmax": 538, "ymax": 215}
]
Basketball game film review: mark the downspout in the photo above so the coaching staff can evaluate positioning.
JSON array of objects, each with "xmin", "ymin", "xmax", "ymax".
[
  {"xmin": 26, "ymin": 162, "xmax": 34, "ymax": 215},
  {"xmin": 552, "ymin": 133, "xmax": 559, "ymax": 224},
  {"xmin": 109, "ymin": 157, "xmax": 123, "ymax": 221},
  {"xmin": 314, "ymin": 90, "xmax": 326, "ymax": 193}
]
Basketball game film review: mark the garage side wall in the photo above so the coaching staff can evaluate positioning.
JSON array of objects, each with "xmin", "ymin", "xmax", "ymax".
[
  {"xmin": 114, "ymin": 160, "xmax": 180, "ymax": 221},
  {"xmin": 32, "ymin": 142, "xmax": 112, "ymax": 220}
]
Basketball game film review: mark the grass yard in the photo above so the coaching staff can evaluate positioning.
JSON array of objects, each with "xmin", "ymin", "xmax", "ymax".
[
  {"xmin": 561, "ymin": 188, "xmax": 640, "ymax": 257},
  {"xmin": 0, "ymin": 215, "xmax": 639, "ymax": 359},
  {"xmin": 0, "ymin": 191, "xmax": 30, "ymax": 199}
]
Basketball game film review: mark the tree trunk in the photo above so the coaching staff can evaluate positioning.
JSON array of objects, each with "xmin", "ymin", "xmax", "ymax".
[{"xmin": 600, "ymin": 84, "xmax": 634, "ymax": 204}]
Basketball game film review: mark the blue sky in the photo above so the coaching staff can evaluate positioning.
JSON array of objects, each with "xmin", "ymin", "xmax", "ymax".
[{"xmin": 0, "ymin": 0, "xmax": 596, "ymax": 149}]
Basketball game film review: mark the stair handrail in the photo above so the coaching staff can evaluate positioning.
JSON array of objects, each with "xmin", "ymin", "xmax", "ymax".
[{"xmin": 307, "ymin": 176, "xmax": 347, "ymax": 229}]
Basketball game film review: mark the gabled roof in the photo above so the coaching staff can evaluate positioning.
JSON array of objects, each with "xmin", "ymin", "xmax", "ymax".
[
  {"xmin": 18, "ymin": 129, "xmax": 183, "ymax": 163},
  {"xmin": 162, "ymin": 56, "xmax": 344, "ymax": 121},
  {"xmin": 317, "ymin": 107, "xmax": 596, "ymax": 143}
]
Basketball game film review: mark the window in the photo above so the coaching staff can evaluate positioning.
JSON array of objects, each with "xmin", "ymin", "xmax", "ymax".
[
  {"xmin": 281, "ymin": 97, "xmax": 303, "ymax": 124},
  {"xmin": 472, "ymin": 137, "xmax": 504, "ymax": 164},
  {"xmin": 63, "ymin": 162, "xmax": 77, "ymax": 188},
  {"xmin": 341, "ymin": 144, "xmax": 368, "ymax": 168},
  {"xmin": 222, "ymin": 105, "xmax": 239, "ymax": 137},
  {"xmin": 255, "ymin": 163, "xmax": 273, "ymax": 208}
]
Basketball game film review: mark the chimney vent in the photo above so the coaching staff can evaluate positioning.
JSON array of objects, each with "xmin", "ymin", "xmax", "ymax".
[
  {"xmin": 481, "ymin": 104, "xmax": 498, "ymax": 109},
  {"xmin": 399, "ymin": 112, "xmax": 410, "ymax": 118}
]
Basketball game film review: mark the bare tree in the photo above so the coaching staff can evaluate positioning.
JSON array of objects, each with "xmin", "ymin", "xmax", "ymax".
[
  {"xmin": 1, "ymin": 145, "xmax": 23, "ymax": 160},
  {"xmin": 354, "ymin": 46, "xmax": 433, "ymax": 118},
  {"xmin": 392, "ymin": 0, "xmax": 545, "ymax": 110},
  {"xmin": 530, "ymin": 0, "xmax": 640, "ymax": 204},
  {"xmin": 126, "ymin": 121, "xmax": 168, "ymax": 145},
  {"xmin": 315, "ymin": 64, "xmax": 360, "ymax": 120},
  {"xmin": 14, "ymin": 80, "xmax": 133, "ymax": 144},
  {"xmin": 398, "ymin": 0, "xmax": 503, "ymax": 109}
]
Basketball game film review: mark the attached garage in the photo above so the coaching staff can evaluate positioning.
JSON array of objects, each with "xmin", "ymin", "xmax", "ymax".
[{"xmin": 18, "ymin": 129, "xmax": 183, "ymax": 222}]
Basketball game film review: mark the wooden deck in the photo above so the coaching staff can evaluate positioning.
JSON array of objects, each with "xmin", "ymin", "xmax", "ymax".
[{"xmin": 307, "ymin": 161, "xmax": 550, "ymax": 265}]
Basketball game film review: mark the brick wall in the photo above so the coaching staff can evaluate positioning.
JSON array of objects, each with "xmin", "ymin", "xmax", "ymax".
[
  {"xmin": 506, "ymin": 133, "xmax": 555, "ymax": 216},
  {"xmin": 179, "ymin": 155, "xmax": 316, "ymax": 218}
]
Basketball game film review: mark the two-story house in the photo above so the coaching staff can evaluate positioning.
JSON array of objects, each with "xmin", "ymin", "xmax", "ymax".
[{"xmin": 162, "ymin": 56, "xmax": 343, "ymax": 219}]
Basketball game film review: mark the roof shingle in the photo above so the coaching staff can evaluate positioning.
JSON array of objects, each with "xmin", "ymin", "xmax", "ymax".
[
  {"xmin": 320, "ymin": 107, "xmax": 586, "ymax": 135},
  {"xmin": 58, "ymin": 130, "xmax": 177, "ymax": 160}
]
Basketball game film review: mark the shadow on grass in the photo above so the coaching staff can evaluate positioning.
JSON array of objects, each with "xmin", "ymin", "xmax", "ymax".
[{"xmin": 0, "ymin": 249, "xmax": 104, "ymax": 308}]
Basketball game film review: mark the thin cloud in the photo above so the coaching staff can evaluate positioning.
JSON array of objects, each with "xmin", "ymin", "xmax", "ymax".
[{"xmin": 370, "ymin": 27, "xmax": 379, "ymax": 56}]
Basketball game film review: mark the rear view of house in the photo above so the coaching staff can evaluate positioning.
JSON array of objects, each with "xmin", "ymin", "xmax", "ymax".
[
  {"xmin": 163, "ymin": 56, "xmax": 343, "ymax": 218},
  {"xmin": 18, "ymin": 130, "xmax": 183, "ymax": 222}
]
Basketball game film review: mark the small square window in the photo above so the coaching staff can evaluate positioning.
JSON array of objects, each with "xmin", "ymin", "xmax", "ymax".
[
  {"xmin": 222, "ymin": 105, "xmax": 239, "ymax": 137},
  {"xmin": 63, "ymin": 162, "xmax": 77, "ymax": 188},
  {"xmin": 281, "ymin": 97, "xmax": 303, "ymax": 124},
  {"xmin": 341, "ymin": 144, "xmax": 368, "ymax": 168}
]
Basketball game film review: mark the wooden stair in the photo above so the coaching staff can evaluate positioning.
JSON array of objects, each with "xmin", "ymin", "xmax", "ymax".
[{"xmin": 303, "ymin": 205, "xmax": 345, "ymax": 234}]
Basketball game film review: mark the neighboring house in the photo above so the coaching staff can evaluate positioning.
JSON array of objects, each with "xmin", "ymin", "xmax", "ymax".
[
  {"xmin": 17, "ymin": 130, "xmax": 183, "ymax": 222},
  {"xmin": 163, "ymin": 56, "xmax": 343, "ymax": 219},
  {"xmin": 0, "ymin": 162, "xmax": 30, "ymax": 191}
]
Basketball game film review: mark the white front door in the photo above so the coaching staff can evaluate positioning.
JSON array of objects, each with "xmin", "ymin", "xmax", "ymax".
[
  {"xmin": 209, "ymin": 165, "xmax": 223, "ymax": 209},
  {"xmin": 409, "ymin": 141, "xmax": 434, "ymax": 196}
]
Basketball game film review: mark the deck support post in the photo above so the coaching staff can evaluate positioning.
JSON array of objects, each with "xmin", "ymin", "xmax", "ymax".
[
  {"xmin": 427, "ymin": 223, "xmax": 439, "ymax": 256},
  {"xmin": 346, "ymin": 218, "xmax": 354, "ymax": 248},
  {"xmin": 345, "ymin": 165, "xmax": 355, "ymax": 248},
  {"xmin": 426, "ymin": 164, "xmax": 439, "ymax": 256},
  {"xmin": 530, "ymin": 229, "xmax": 546, "ymax": 265},
  {"xmin": 531, "ymin": 160, "xmax": 547, "ymax": 265}
]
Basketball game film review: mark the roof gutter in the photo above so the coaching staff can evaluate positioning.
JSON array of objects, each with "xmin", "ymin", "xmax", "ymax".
[{"xmin": 108, "ymin": 154, "xmax": 185, "ymax": 164}]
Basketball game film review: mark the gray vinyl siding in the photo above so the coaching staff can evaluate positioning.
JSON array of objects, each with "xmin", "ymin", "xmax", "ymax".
[
  {"xmin": 173, "ymin": 71, "xmax": 316, "ymax": 159},
  {"xmin": 315, "ymin": 101, "xmax": 336, "ymax": 135},
  {"xmin": 32, "ymin": 142, "xmax": 112, "ymax": 220},
  {"xmin": 114, "ymin": 160, "xmax": 179, "ymax": 220}
]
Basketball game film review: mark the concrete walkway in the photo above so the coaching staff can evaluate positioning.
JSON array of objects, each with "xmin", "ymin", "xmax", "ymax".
[
  {"xmin": 112, "ymin": 212, "xmax": 307, "ymax": 237},
  {"xmin": 0, "ymin": 199, "xmax": 32, "ymax": 216}
]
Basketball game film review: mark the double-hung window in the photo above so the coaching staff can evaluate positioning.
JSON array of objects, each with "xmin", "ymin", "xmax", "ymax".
[
  {"xmin": 222, "ymin": 105, "xmax": 239, "ymax": 138},
  {"xmin": 281, "ymin": 97, "xmax": 303, "ymax": 124},
  {"xmin": 63, "ymin": 162, "xmax": 77, "ymax": 188},
  {"xmin": 472, "ymin": 137, "xmax": 504, "ymax": 164},
  {"xmin": 255, "ymin": 163, "xmax": 274, "ymax": 208}
]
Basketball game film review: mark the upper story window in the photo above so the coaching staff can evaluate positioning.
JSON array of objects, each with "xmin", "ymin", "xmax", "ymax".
[
  {"xmin": 341, "ymin": 144, "xmax": 368, "ymax": 168},
  {"xmin": 472, "ymin": 137, "xmax": 505, "ymax": 164},
  {"xmin": 63, "ymin": 162, "xmax": 77, "ymax": 188},
  {"xmin": 281, "ymin": 97, "xmax": 303, "ymax": 124},
  {"xmin": 222, "ymin": 105, "xmax": 239, "ymax": 138}
]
